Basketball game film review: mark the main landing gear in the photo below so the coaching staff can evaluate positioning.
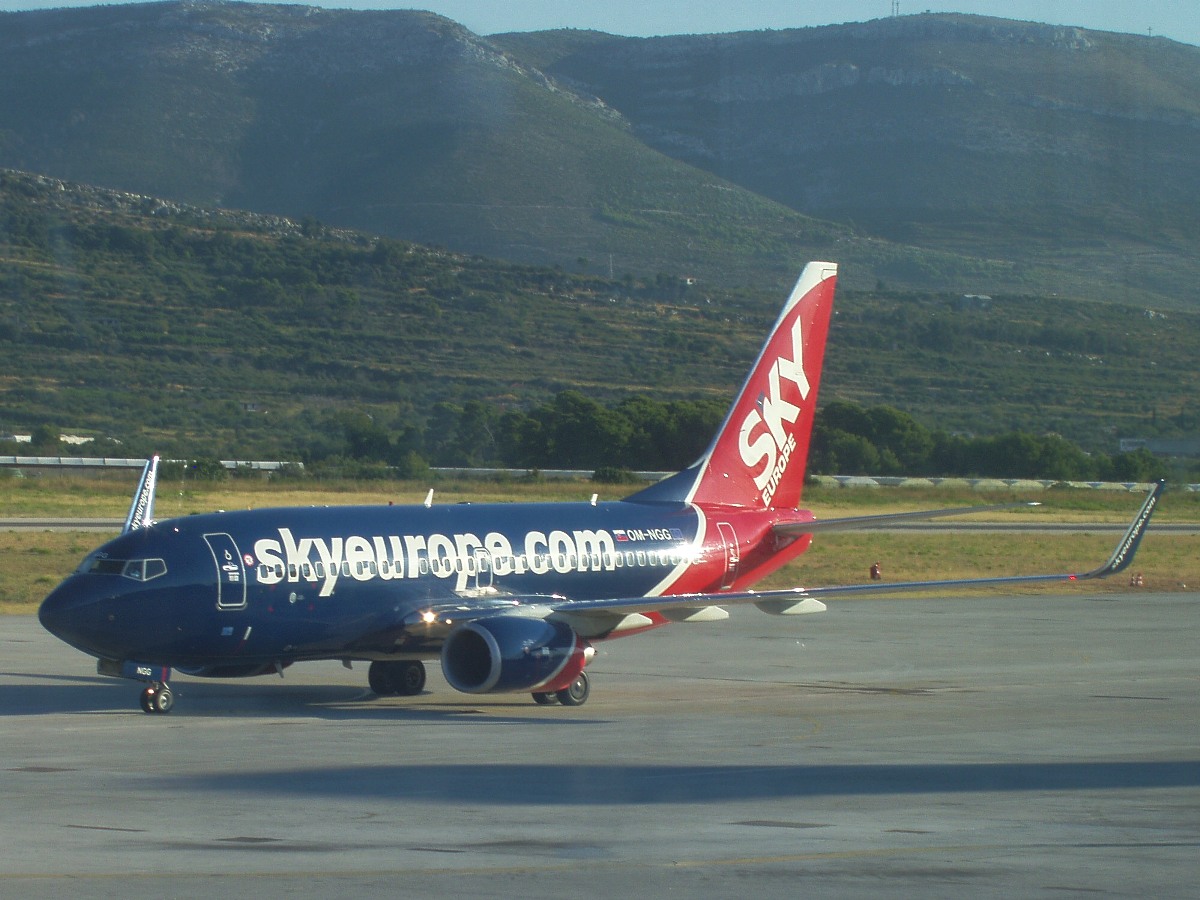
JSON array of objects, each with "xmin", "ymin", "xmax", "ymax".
[
  {"xmin": 532, "ymin": 671, "xmax": 590, "ymax": 707},
  {"xmin": 139, "ymin": 681, "xmax": 174, "ymax": 714},
  {"xmin": 368, "ymin": 660, "xmax": 427, "ymax": 696}
]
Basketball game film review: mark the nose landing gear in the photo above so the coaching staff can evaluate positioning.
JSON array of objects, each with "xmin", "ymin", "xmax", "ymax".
[{"xmin": 139, "ymin": 682, "xmax": 174, "ymax": 714}]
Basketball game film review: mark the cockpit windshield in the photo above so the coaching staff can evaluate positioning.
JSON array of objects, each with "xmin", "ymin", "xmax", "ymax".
[{"xmin": 80, "ymin": 555, "xmax": 168, "ymax": 581}]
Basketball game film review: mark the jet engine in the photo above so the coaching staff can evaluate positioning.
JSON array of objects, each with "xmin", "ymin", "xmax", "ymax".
[{"xmin": 441, "ymin": 616, "xmax": 590, "ymax": 694}]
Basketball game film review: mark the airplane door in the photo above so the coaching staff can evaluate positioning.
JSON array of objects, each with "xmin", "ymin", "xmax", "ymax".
[
  {"xmin": 204, "ymin": 533, "xmax": 247, "ymax": 610},
  {"xmin": 716, "ymin": 522, "xmax": 740, "ymax": 590},
  {"xmin": 472, "ymin": 549, "xmax": 494, "ymax": 591}
]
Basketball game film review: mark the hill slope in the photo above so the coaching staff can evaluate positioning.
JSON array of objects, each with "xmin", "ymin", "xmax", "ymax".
[
  {"xmin": 0, "ymin": 1, "xmax": 854, "ymax": 290},
  {"xmin": 2, "ymin": 169, "xmax": 1197, "ymax": 460},
  {"xmin": 1, "ymin": 5, "xmax": 1199, "ymax": 304},
  {"xmin": 496, "ymin": 15, "xmax": 1200, "ymax": 306}
]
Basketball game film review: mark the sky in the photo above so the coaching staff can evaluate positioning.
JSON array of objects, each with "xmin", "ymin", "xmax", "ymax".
[{"xmin": 1, "ymin": 0, "xmax": 1198, "ymax": 47}]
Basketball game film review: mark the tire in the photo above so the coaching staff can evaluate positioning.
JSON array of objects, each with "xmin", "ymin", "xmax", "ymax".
[
  {"xmin": 368, "ymin": 661, "xmax": 397, "ymax": 695},
  {"xmin": 532, "ymin": 691, "xmax": 558, "ymax": 705},
  {"xmin": 396, "ymin": 661, "xmax": 426, "ymax": 696},
  {"xmin": 555, "ymin": 671, "xmax": 590, "ymax": 707},
  {"xmin": 152, "ymin": 686, "xmax": 174, "ymax": 714}
]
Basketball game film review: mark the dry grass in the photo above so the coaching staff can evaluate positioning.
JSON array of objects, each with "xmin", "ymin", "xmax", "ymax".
[
  {"xmin": 0, "ymin": 531, "xmax": 95, "ymax": 614},
  {"xmin": 2, "ymin": 476, "xmax": 1193, "ymax": 614},
  {"xmin": 760, "ymin": 532, "xmax": 1197, "ymax": 595}
]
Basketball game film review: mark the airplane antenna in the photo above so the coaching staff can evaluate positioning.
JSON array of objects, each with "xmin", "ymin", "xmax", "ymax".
[
  {"xmin": 424, "ymin": 489, "xmax": 434, "ymax": 508},
  {"xmin": 590, "ymin": 493, "xmax": 598, "ymax": 506}
]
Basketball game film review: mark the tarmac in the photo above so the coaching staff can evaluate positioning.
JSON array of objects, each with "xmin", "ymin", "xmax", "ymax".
[{"xmin": 2, "ymin": 592, "xmax": 1198, "ymax": 898}]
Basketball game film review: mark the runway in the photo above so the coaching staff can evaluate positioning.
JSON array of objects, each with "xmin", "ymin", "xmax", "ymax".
[{"xmin": 2, "ymin": 593, "xmax": 1199, "ymax": 897}]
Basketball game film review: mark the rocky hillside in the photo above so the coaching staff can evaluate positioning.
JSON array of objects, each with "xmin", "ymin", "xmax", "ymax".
[
  {"xmin": 2, "ymin": 5, "xmax": 1199, "ymax": 305},
  {"xmin": 497, "ymin": 15, "xmax": 1200, "ymax": 304}
]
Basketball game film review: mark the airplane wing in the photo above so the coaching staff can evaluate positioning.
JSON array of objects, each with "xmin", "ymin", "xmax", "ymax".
[
  {"xmin": 407, "ymin": 481, "xmax": 1163, "ymax": 640},
  {"xmin": 773, "ymin": 500, "xmax": 1042, "ymax": 536}
]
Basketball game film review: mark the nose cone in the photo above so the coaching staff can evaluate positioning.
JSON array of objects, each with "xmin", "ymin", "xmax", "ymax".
[
  {"xmin": 39, "ymin": 575, "xmax": 117, "ymax": 657},
  {"xmin": 39, "ymin": 577, "xmax": 76, "ymax": 638}
]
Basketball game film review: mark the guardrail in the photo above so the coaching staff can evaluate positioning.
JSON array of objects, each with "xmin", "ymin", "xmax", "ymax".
[
  {"xmin": 2, "ymin": 458, "xmax": 1196, "ymax": 491},
  {"xmin": 807, "ymin": 475, "xmax": 1200, "ymax": 492},
  {"xmin": 0, "ymin": 457, "xmax": 296, "ymax": 471}
]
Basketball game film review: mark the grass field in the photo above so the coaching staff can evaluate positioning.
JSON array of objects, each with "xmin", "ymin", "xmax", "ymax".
[{"xmin": 1, "ymin": 474, "xmax": 1194, "ymax": 613}]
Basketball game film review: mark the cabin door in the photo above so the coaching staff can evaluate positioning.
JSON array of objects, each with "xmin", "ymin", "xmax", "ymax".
[
  {"xmin": 716, "ymin": 522, "xmax": 740, "ymax": 590},
  {"xmin": 204, "ymin": 532, "xmax": 247, "ymax": 610}
]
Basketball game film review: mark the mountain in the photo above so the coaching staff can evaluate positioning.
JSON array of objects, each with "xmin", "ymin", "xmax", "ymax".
[
  {"xmin": 495, "ymin": 16, "xmax": 1200, "ymax": 306},
  {"xmin": 3, "ymin": 168, "xmax": 1198, "ymax": 460},
  {"xmin": 2, "ymin": 4, "xmax": 1200, "ymax": 305},
  {"xmin": 0, "ymin": 1, "xmax": 854, "ymax": 291}
]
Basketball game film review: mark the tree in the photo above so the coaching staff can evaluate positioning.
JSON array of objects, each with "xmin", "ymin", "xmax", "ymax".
[
  {"xmin": 338, "ymin": 410, "xmax": 392, "ymax": 462},
  {"xmin": 29, "ymin": 424, "xmax": 60, "ymax": 450}
]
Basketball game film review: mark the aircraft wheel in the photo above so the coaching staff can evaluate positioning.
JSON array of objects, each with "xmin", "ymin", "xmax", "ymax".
[
  {"xmin": 396, "ymin": 661, "xmax": 426, "ymax": 696},
  {"xmin": 368, "ymin": 661, "xmax": 397, "ymax": 695},
  {"xmin": 555, "ymin": 671, "xmax": 590, "ymax": 707},
  {"xmin": 532, "ymin": 691, "xmax": 558, "ymax": 705},
  {"xmin": 152, "ymin": 685, "xmax": 174, "ymax": 714},
  {"xmin": 139, "ymin": 687, "xmax": 156, "ymax": 714}
]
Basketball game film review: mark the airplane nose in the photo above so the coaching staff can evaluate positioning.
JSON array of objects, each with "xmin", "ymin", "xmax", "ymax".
[
  {"xmin": 38, "ymin": 576, "xmax": 113, "ymax": 654},
  {"xmin": 39, "ymin": 578, "xmax": 74, "ymax": 637}
]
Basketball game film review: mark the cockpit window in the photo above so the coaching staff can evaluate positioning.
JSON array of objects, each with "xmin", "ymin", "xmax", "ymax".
[
  {"xmin": 84, "ymin": 557, "xmax": 127, "ymax": 575},
  {"xmin": 82, "ymin": 556, "xmax": 168, "ymax": 581}
]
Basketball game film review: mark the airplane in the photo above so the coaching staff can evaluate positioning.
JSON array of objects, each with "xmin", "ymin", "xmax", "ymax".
[{"xmin": 37, "ymin": 262, "xmax": 1163, "ymax": 714}]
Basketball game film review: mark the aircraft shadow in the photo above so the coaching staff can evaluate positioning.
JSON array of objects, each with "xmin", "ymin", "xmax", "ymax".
[
  {"xmin": 0, "ymin": 676, "xmax": 611, "ymax": 725},
  {"xmin": 163, "ymin": 760, "xmax": 1200, "ymax": 805}
]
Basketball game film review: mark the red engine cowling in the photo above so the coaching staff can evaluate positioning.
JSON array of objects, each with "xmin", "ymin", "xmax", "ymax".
[{"xmin": 441, "ymin": 616, "xmax": 590, "ymax": 694}]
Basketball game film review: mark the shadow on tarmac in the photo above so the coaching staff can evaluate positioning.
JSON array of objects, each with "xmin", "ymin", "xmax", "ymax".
[
  {"xmin": 159, "ymin": 759, "xmax": 1200, "ymax": 804},
  {"xmin": 0, "ymin": 673, "xmax": 612, "ymax": 725}
]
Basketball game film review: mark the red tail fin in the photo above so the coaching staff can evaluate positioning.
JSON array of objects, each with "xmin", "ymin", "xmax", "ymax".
[{"xmin": 632, "ymin": 262, "xmax": 837, "ymax": 510}]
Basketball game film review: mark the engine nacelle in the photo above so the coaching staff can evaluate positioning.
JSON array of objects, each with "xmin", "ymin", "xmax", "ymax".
[{"xmin": 441, "ymin": 616, "xmax": 590, "ymax": 694}]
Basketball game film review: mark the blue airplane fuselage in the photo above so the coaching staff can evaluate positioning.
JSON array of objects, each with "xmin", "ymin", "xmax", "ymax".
[{"xmin": 39, "ymin": 498, "xmax": 735, "ymax": 670}]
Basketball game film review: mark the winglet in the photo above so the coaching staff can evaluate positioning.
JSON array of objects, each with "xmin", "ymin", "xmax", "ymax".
[
  {"xmin": 122, "ymin": 455, "xmax": 160, "ymax": 533},
  {"xmin": 1078, "ymin": 479, "xmax": 1165, "ymax": 580}
]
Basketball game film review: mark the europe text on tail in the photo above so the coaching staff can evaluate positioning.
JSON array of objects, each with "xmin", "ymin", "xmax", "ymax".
[{"xmin": 38, "ymin": 262, "xmax": 1164, "ymax": 713}]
